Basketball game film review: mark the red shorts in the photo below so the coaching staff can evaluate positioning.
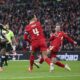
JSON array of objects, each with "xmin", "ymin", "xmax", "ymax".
[
  {"xmin": 49, "ymin": 42, "xmax": 61, "ymax": 59},
  {"xmin": 50, "ymin": 51, "xmax": 57, "ymax": 59},
  {"xmin": 50, "ymin": 41, "xmax": 61, "ymax": 52},
  {"xmin": 31, "ymin": 39, "xmax": 47, "ymax": 52}
]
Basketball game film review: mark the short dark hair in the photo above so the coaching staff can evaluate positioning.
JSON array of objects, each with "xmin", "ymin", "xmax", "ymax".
[
  {"xmin": 0, "ymin": 23, "xmax": 8, "ymax": 31},
  {"xmin": 27, "ymin": 14, "xmax": 34, "ymax": 21}
]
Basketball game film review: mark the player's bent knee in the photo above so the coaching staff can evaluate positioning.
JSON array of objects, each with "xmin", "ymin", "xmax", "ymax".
[{"xmin": 51, "ymin": 58, "xmax": 57, "ymax": 63}]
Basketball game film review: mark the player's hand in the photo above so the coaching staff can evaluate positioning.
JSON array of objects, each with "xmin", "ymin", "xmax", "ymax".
[
  {"xmin": 49, "ymin": 46, "xmax": 54, "ymax": 51},
  {"xmin": 74, "ymin": 41, "xmax": 77, "ymax": 46}
]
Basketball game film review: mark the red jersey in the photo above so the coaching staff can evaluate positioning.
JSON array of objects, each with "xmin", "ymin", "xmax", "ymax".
[
  {"xmin": 50, "ymin": 31, "xmax": 74, "ymax": 44},
  {"xmin": 24, "ymin": 21, "xmax": 45, "ymax": 42},
  {"xmin": 49, "ymin": 31, "xmax": 75, "ymax": 51}
]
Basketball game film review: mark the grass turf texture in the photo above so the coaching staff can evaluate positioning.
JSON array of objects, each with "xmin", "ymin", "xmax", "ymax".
[{"xmin": 0, "ymin": 61, "xmax": 80, "ymax": 80}]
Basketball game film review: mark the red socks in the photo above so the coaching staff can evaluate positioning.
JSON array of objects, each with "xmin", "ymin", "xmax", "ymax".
[
  {"xmin": 30, "ymin": 54, "xmax": 34, "ymax": 69},
  {"xmin": 44, "ymin": 58, "xmax": 51, "ymax": 65},
  {"xmin": 39, "ymin": 57, "xmax": 44, "ymax": 64},
  {"xmin": 39, "ymin": 58, "xmax": 65, "ymax": 68},
  {"xmin": 55, "ymin": 61, "xmax": 65, "ymax": 68}
]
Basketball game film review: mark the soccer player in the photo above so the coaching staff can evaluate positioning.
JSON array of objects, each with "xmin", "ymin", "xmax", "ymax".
[
  {"xmin": 24, "ymin": 14, "xmax": 53, "ymax": 72},
  {"xmin": 3, "ymin": 23, "xmax": 17, "ymax": 53},
  {"xmin": 3, "ymin": 24, "xmax": 17, "ymax": 57},
  {"xmin": 0, "ymin": 48, "xmax": 7, "ymax": 72},
  {"xmin": 0, "ymin": 23, "xmax": 17, "ymax": 72},
  {"xmin": 35, "ymin": 24, "xmax": 77, "ymax": 72},
  {"xmin": 0, "ymin": 24, "xmax": 8, "ymax": 72}
]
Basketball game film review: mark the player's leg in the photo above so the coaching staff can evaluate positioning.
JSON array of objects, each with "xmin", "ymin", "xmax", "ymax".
[
  {"xmin": 29, "ymin": 41, "xmax": 46, "ymax": 70},
  {"xmin": 50, "ymin": 45, "xmax": 65, "ymax": 67},
  {"xmin": 50, "ymin": 51, "xmax": 71, "ymax": 71},
  {"xmin": 40, "ymin": 40, "xmax": 51, "ymax": 65},
  {"xmin": 41, "ymin": 51, "xmax": 54, "ymax": 72},
  {"xmin": 41, "ymin": 51, "xmax": 51, "ymax": 65},
  {"xmin": 28, "ymin": 42, "xmax": 37, "ymax": 72},
  {"xmin": 0, "ymin": 55, "xmax": 5, "ymax": 72},
  {"xmin": 30, "ymin": 52, "xmax": 43, "ymax": 69},
  {"xmin": 34, "ymin": 48, "xmax": 53, "ymax": 67},
  {"xmin": 29, "ymin": 42, "xmax": 36, "ymax": 72},
  {"xmin": 28, "ymin": 52, "xmax": 35, "ymax": 72},
  {"xmin": 0, "ymin": 48, "xmax": 7, "ymax": 72},
  {"xmin": 34, "ymin": 54, "xmax": 44, "ymax": 68},
  {"xmin": 52, "ymin": 58, "xmax": 71, "ymax": 71},
  {"xmin": 0, "ymin": 59, "xmax": 4, "ymax": 72},
  {"xmin": 48, "ymin": 44, "xmax": 71, "ymax": 71},
  {"xmin": 4, "ymin": 54, "xmax": 8, "ymax": 66},
  {"xmin": 4, "ymin": 43, "xmax": 12, "ymax": 66},
  {"xmin": 40, "ymin": 39, "xmax": 54, "ymax": 72},
  {"xmin": 38, "ymin": 57, "xmax": 44, "ymax": 64},
  {"xmin": 40, "ymin": 39, "xmax": 51, "ymax": 65}
]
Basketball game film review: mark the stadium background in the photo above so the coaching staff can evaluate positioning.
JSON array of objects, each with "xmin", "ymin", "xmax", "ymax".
[
  {"xmin": 0, "ymin": 0, "xmax": 80, "ymax": 60},
  {"xmin": 0, "ymin": 1, "xmax": 80, "ymax": 80}
]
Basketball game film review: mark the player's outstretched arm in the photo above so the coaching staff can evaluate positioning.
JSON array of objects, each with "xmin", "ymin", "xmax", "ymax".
[
  {"xmin": 63, "ymin": 32, "xmax": 77, "ymax": 45},
  {"xmin": 49, "ymin": 34, "xmax": 55, "ymax": 41}
]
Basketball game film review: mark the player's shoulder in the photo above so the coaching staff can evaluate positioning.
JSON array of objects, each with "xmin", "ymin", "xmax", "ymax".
[
  {"xmin": 9, "ymin": 30, "xmax": 13, "ymax": 32},
  {"xmin": 8, "ymin": 30, "xmax": 14, "ymax": 35},
  {"xmin": 59, "ymin": 31, "xmax": 65, "ymax": 34},
  {"xmin": 31, "ymin": 21, "xmax": 41, "ymax": 28},
  {"xmin": 36, "ymin": 21, "xmax": 41, "ymax": 25},
  {"xmin": 25, "ymin": 25, "xmax": 29, "ymax": 28},
  {"xmin": 60, "ymin": 31, "xmax": 67, "ymax": 36},
  {"xmin": 8, "ymin": 30, "xmax": 13, "ymax": 34},
  {"xmin": 25, "ymin": 25, "xmax": 30, "ymax": 31}
]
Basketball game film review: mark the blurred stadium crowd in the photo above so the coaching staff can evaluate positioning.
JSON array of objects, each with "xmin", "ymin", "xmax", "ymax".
[{"xmin": 0, "ymin": 0, "xmax": 80, "ymax": 51}]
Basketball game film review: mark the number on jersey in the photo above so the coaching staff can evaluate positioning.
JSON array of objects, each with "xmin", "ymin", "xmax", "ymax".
[{"xmin": 33, "ymin": 28, "xmax": 39, "ymax": 36}]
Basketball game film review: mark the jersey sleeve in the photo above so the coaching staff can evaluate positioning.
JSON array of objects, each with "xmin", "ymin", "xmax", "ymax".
[
  {"xmin": 10, "ymin": 31, "xmax": 14, "ymax": 38},
  {"xmin": 24, "ymin": 27, "xmax": 31, "ymax": 43},
  {"xmin": 5, "ymin": 33, "xmax": 11, "ymax": 43},
  {"xmin": 49, "ymin": 34, "xmax": 55, "ymax": 41},
  {"xmin": 63, "ymin": 32, "xmax": 74, "ymax": 44},
  {"xmin": 37, "ymin": 21, "xmax": 43, "ymax": 28}
]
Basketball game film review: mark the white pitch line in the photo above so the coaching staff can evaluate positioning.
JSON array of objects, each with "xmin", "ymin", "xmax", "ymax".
[{"xmin": 0, "ymin": 74, "xmax": 80, "ymax": 80}]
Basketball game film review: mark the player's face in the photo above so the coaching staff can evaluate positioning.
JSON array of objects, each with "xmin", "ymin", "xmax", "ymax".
[
  {"xmin": 55, "ymin": 26, "xmax": 60, "ymax": 32},
  {"xmin": 5, "ymin": 24, "xmax": 9, "ymax": 30},
  {"xmin": 3, "ymin": 24, "xmax": 9, "ymax": 30}
]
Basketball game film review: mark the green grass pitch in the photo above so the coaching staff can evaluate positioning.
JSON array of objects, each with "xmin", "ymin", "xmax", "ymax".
[{"xmin": 0, "ymin": 61, "xmax": 80, "ymax": 80}]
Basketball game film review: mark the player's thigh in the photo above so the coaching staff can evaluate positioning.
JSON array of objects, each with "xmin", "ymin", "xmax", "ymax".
[
  {"xmin": 6, "ymin": 43, "xmax": 13, "ymax": 52},
  {"xmin": 50, "ymin": 41, "xmax": 60, "ymax": 52},
  {"xmin": 31, "ymin": 41, "xmax": 38, "ymax": 52},
  {"xmin": 0, "ymin": 43, "xmax": 6, "ymax": 54},
  {"xmin": 50, "ymin": 51, "xmax": 58, "ymax": 63},
  {"xmin": 50, "ymin": 51, "xmax": 57, "ymax": 58},
  {"xmin": 39, "ymin": 39, "xmax": 47, "ymax": 51},
  {"xmin": 50, "ymin": 44, "xmax": 59, "ymax": 52},
  {"xmin": 0, "ymin": 48, "xmax": 6, "ymax": 54}
]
